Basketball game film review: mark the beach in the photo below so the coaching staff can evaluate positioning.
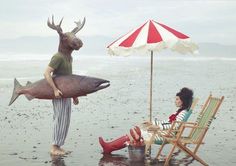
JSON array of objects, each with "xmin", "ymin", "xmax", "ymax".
[{"xmin": 0, "ymin": 55, "xmax": 236, "ymax": 166}]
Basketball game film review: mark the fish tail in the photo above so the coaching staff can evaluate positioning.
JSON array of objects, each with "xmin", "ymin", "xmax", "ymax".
[{"xmin": 8, "ymin": 78, "xmax": 22, "ymax": 106}]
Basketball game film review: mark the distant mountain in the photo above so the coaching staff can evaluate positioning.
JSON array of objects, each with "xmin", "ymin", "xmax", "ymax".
[
  {"xmin": 0, "ymin": 35, "xmax": 113, "ymax": 56},
  {"xmin": 0, "ymin": 36, "xmax": 235, "ymax": 57},
  {"xmin": 0, "ymin": 36, "xmax": 57, "ymax": 55},
  {"xmin": 197, "ymin": 43, "xmax": 236, "ymax": 57}
]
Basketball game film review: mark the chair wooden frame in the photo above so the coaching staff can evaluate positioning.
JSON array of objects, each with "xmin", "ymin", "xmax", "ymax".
[
  {"xmin": 156, "ymin": 95, "xmax": 224, "ymax": 166},
  {"xmin": 144, "ymin": 98, "xmax": 199, "ymax": 154}
]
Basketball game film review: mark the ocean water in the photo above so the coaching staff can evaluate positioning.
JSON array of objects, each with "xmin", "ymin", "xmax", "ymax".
[
  {"xmin": 1, "ymin": 53, "xmax": 236, "ymax": 81},
  {"xmin": 1, "ymin": 52, "xmax": 236, "ymax": 61}
]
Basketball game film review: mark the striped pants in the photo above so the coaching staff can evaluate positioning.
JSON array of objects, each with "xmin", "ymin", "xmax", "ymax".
[
  {"xmin": 142, "ymin": 129, "xmax": 168, "ymax": 144},
  {"xmin": 52, "ymin": 98, "xmax": 71, "ymax": 146}
]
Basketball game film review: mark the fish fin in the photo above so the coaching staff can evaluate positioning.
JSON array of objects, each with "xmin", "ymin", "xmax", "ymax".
[
  {"xmin": 25, "ymin": 81, "xmax": 34, "ymax": 100},
  {"xmin": 8, "ymin": 78, "xmax": 22, "ymax": 106},
  {"xmin": 26, "ymin": 81, "xmax": 32, "ymax": 86},
  {"xmin": 25, "ymin": 94, "xmax": 34, "ymax": 101}
]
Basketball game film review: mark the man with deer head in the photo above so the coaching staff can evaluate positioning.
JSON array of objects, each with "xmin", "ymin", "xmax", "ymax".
[{"xmin": 44, "ymin": 16, "xmax": 85, "ymax": 155}]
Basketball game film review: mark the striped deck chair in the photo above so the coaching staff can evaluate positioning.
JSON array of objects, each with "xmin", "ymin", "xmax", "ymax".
[
  {"xmin": 144, "ymin": 98, "xmax": 199, "ymax": 154},
  {"xmin": 156, "ymin": 95, "xmax": 224, "ymax": 166}
]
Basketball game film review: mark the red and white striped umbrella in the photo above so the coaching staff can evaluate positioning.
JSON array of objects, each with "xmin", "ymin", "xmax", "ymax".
[
  {"xmin": 107, "ymin": 20, "xmax": 198, "ymax": 121},
  {"xmin": 108, "ymin": 20, "xmax": 198, "ymax": 55}
]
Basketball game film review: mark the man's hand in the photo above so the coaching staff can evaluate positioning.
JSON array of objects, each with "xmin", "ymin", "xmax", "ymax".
[
  {"xmin": 73, "ymin": 97, "xmax": 79, "ymax": 105},
  {"xmin": 54, "ymin": 89, "xmax": 63, "ymax": 98},
  {"xmin": 44, "ymin": 66, "xmax": 63, "ymax": 99}
]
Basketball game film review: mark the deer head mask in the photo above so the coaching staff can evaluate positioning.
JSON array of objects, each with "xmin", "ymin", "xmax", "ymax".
[{"xmin": 47, "ymin": 16, "xmax": 86, "ymax": 52}]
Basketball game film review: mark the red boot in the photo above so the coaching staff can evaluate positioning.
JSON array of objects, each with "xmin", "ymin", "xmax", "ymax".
[
  {"xmin": 134, "ymin": 126, "xmax": 141, "ymax": 136},
  {"xmin": 99, "ymin": 135, "xmax": 130, "ymax": 154},
  {"xmin": 130, "ymin": 126, "xmax": 142, "ymax": 142}
]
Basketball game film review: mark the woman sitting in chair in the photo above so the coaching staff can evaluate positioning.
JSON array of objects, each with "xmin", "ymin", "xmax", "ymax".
[{"xmin": 99, "ymin": 87, "xmax": 194, "ymax": 154}]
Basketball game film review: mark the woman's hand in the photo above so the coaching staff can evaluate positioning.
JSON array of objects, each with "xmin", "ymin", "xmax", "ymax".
[
  {"xmin": 141, "ymin": 121, "xmax": 152, "ymax": 128},
  {"xmin": 142, "ymin": 121, "xmax": 152, "ymax": 125},
  {"xmin": 73, "ymin": 97, "xmax": 79, "ymax": 105},
  {"xmin": 147, "ymin": 125, "xmax": 160, "ymax": 131}
]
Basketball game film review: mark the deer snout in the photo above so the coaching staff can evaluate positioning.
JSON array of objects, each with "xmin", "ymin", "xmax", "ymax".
[{"xmin": 73, "ymin": 38, "xmax": 83, "ymax": 50}]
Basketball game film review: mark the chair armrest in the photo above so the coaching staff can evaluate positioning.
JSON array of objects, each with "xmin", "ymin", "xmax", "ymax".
[
  {"xmin": 173, "ymin": 125, "xmax": 208, "ymax": 139},
  {"xmin": 175, "ymin": 125, "xmax": 208, "ymax": 142},
  {"xmin": 183, "ymin": 125, "xmax": 208, "ymax": 130},
  {"xmin": 174, "ymin": 121, "xmax": 197, "ymax": 125},
  {"xmin": 164, "ymin": 121, "xmax": 196, "ymax": 136}
]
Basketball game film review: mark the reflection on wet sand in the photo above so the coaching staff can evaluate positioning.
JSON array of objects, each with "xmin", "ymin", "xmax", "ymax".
[
  {"xmin": 98, "ymin": 151, "xmax": 195, "ymax": 166},
  {"xmin": 168, "ymin": 149, "xmax": 195, "ymax": 166},
  {"xmin": 50, "ymin": 155, "xmax": 66, "ymax": 166},
  {"xmin": 98, "ymin": 154, "xmax": 148, "ymax": 166},
  {"xmin": 98, "ymin": 154, "xmax": 129, "ymax": 166}
]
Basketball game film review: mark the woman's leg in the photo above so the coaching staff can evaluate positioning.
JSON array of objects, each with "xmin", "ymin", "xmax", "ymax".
[
  {"xmin": 99, "ymin": 126, "xmax": 142, "ymax": 154},
  {"xmin": 99, "ymin": 135, "xmax": 130, "ymax": 154}
]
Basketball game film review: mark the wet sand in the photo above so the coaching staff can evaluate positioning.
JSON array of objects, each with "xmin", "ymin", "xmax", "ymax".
[{"xmin": 0, "ymin": 56, "xmax": 236, "ymax": 166}]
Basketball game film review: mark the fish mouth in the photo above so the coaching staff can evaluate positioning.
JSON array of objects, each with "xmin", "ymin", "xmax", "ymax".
[{"xmin": 95, "ymin": 80, "xmax": 110, "ymax": 91}]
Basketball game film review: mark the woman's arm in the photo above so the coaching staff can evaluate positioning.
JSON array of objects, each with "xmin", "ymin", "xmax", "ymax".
[
  {"xmin": 175, "ymin": 110, "xmax": 188, "ymax": 122},
  {"xmin": 171, "ymin": 110, "xmax": 189, "ymax": 129}
]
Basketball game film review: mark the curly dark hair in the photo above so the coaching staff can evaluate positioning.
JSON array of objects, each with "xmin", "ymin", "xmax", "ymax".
[{"xmin": 176, "ymin": 87, "xmax": 194, "ymax": 111}]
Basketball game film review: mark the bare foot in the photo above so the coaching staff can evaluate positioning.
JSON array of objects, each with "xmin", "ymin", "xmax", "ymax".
[
  {"xmin": 60, "ymin": 148, "xmax": 72, "ymax": 155},
  {"xmin": 50, "ymin": 145, "xmax": 65, "ymax": 156}
]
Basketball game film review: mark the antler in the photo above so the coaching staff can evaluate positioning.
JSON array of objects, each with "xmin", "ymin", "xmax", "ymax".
[
  {"xmin": 71, "ymin": 17, "xmax": 86, "ymax": 34},
  {"xmin": 47, "ymin": 15, "xmax": 63, "ymax": 34}
]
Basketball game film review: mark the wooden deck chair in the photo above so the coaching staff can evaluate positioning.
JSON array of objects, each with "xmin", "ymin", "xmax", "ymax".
[
  {"xmin": 144, "ymin": 98, "xmax": 199, "ymax": 154},
  {"xmin": 156, "ymin": 95, "xmax": 224, "ymax": 166}
]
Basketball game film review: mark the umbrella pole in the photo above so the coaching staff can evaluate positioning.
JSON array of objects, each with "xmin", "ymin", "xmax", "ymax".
[{"xmin": 149, "ymin": 51, "xmax": 153, "ymax": 122}]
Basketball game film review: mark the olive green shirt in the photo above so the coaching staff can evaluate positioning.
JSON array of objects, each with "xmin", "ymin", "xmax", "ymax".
[{"xmin": 49, "ymin": 52, "xmax": 72, "ymax": 76}]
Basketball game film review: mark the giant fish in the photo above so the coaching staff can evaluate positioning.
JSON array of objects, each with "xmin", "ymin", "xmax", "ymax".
[{"xmin": 9, "ymin": 74, "xmax": 110, "ymax": 106}]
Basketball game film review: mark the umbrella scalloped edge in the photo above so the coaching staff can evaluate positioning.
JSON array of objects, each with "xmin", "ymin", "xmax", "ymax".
[{"xmin": 107, "ymin": 39, "xmax": 199, "ymax": 56}]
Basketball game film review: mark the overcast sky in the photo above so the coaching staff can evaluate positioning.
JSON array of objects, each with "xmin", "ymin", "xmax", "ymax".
[{"xmin": 0, "ymin": 0, "xmax": 235, "ymax": 45}]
